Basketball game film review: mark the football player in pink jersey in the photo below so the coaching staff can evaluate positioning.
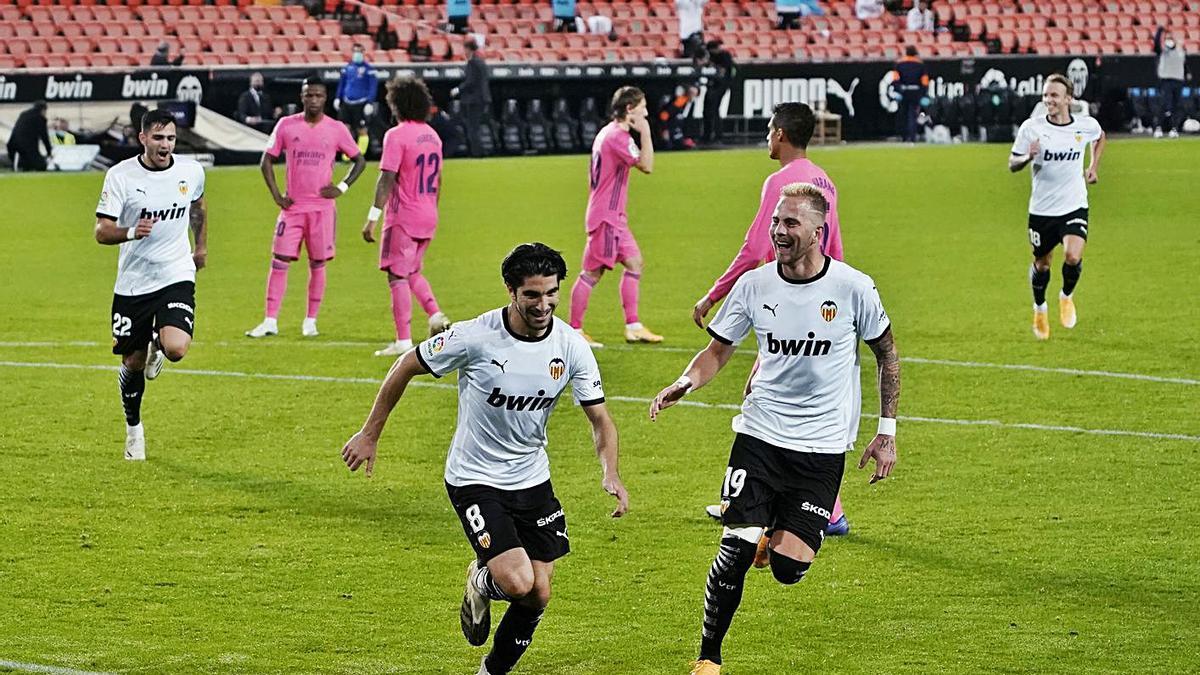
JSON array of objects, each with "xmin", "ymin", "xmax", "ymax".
[
  {"xmin": 568, "ymin": 85, "xmax": 661, "ymax": 348},
  {"xmin": 692, "ymin": 102, "xmax": 853, "ymax": 539},
  {"xmin": 362, "ymin": 76, "xmax": 452, "ymax": 357},
  {"xmin": 247, "ymin": 76, "xmax": 366, "ymax": 339}
]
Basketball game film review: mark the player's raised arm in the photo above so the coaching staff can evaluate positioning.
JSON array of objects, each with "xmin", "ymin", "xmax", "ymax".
[
  {"xmin": 580, "ymin": 402, "xmax": 628, "ymax": 517},
  {"xmin": 648, "ymin": 338, "xmax": 737, "ymax": 420},
  {"xmin": 341, "ymin": 348, "xmax": 429, "ymax": 475},
  {"xmin": 858, "ymin": 327, "xmax": 900, "ymax": 484},
  {"xmin": 363, "ymin": 170, "xmax": 397, "ymax": 243},
  {"xmin": 632, "ymin": 114, "xmax": 654, "ymax": 174}
]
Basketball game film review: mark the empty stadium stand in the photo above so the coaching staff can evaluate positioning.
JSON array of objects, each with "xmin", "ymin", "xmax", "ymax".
[{"xmin": 0, "ymin": 0, "xmax": 1197, "ymax": 70}]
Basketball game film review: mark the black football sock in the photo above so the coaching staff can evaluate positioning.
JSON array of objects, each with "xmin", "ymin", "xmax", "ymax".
[
  {"xmin": 484, "ymin": 603, "xmax": 544, "ymax": 675},
  {"xmin": 1030, "ymin": 265, "xmax": 1051, "ymax": 306},
  {"xmin": 118, "ymin": 365, "xmax": 145, "ymax": 426},
  {"xmin": 1061, "ymin": 261, "xmax": 1082, "ymax": 296},
  {"xmin": 698, "ymin": 536, "xmax": 757, "ymax": 665}
]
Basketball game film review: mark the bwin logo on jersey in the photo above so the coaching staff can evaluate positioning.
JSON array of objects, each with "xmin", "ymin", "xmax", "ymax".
[
  {"xmin": 139, "ymin": 203, "xmax": 188, "ymax": 222},
  {"xmin": 487, "ymin": 387, "xmax": 556, "ymax": 411},
  {"xmin": 766, "ymin": 332, "xmax": 831, "ymax": 357},
  {"xmin": 820, "ymin": 301, "xmax": 837, "ymax": 322},
  {"xmin": 1042, "ymin": 148, "xmax": 1082, "ymax": 162}
]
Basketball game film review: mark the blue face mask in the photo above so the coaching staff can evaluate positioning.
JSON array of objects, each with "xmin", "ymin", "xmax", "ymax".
[{"xmin": 352, "ymin": 52, "xmax": 364, "ymax": 64}]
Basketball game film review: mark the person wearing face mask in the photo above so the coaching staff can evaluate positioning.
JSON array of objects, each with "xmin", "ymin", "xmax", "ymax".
[
  {"xmin": 236, "ymin": 72, "xmax": 276, "ymax": 133},
  {"xmin": 1153, "ymin": 26, "xmax": 1187, "ymax": 139},
  {"xmin": 335, "ymin": 45, "xmax": 379, "ymax": 137}
]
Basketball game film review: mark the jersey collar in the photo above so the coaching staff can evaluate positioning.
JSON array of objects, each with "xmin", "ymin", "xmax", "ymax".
[
  {"xmin": 776, "ymin": 256, "xmax": 830, "ymax": 285},
  {"xmin": 501, "ymin": 306, "xmax": 554, "ymax": 342},
  {"xmin": 137, "ymin": 155, "xmax": 175, "ymax": 172},
  {"xmin": 1045, "ymin": 114, "xmax": 1075, "ymax": 127}
]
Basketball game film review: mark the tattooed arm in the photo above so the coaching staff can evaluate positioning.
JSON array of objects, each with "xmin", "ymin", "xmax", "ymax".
[
  {"xmin": 190, "ymin": 196, "xmax": 207, "ymax": 270},
  {"xmin": 858, "ymin": 327, "xmax": 900, "ymax": 483}
]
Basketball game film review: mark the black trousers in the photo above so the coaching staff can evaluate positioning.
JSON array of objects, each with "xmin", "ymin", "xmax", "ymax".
[
  {"xmin": 1159, "ymin": 78, "xmax": 1183, "ymax": 132},
  {"xmin": 462, "ymin": 100, "xmax": 487, "ymax": 157},
  {"xmin": 898, "ymin": 95, "xmax": 922, "ymax": 142},
  {"xmin": 339, "ymin": 101, "xmax": 369, "ymax": 133},
  {"xmin": 703, "ymin": 83, "xmax": 728, "ymax": 143},
  {"xmin": 8, "ymin": 143, "xmax": 47, "ymax": 171}
]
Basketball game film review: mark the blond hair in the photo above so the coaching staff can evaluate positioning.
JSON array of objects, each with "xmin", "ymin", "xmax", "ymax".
[
  {"xmin": 780, "ymin": 182, "xmax": 829, "ymax": 216},
  {"xmin": 1045, "ymin": 73, "xmax": 1073, "ymax": 98}
]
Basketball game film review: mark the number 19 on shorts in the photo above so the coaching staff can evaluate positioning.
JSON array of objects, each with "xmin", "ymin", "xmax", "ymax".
[{"xmin": 722, "ymin": 467, "xmax": 747, "ymax": 499}]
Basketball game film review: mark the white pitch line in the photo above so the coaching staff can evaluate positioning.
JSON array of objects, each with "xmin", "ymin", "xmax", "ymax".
[
  {"xmin": 0, "ymin": 659, "xmax": 111, "ymax": 675},
  {"xmin": 1, "ymin": 340, "xmax": 1195, "ymax": 387},
  {"xmin": 1, "ymin": 360, "xmax": 1196, "ymax": 443}
]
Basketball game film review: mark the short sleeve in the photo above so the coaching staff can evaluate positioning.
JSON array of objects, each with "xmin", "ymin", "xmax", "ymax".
[
  {"xmin": 379, "ymin": 131, "xmax": 404, "ymax": 173},
  {"xmin": 1011, "ymin": 120, "xmax": 1033, "ymax": 156},
  {"xmin": 265, "ymin": 119, "xmax": 286, "ymax": 158},
  {"xmin": 337, "ymin": 122, "xmax": 361, "ymax": 159},
  {"xmin": 96, "ymin": 170, "xmax": 124, "ymax": 221},
  {"xmin": 614, "ymin": 133, "xmax": 639, "ymax": 166},
  {"xmin": 854, "ymin": 280, "xmax": 891, "ymax": 344},
  {"xmin": 415, "ymin": 326, "xmax": 471, "ymax": 378},
  {"xmin": 1083, "ymin": 118, "xmax": 1103, "ymax": 143},
  {"xmin": 706, "ymin": 275, "xmax": 754, "ymax": 345},
  {"xmin": 191, "ymin": 165, "xmax": 206, "ymax": 201},
  {"xmin": 569, "ymin": 343, "xmax": 605, "ymax": 406}
]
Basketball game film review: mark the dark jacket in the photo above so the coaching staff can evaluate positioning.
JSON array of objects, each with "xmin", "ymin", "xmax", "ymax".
[
  {"xmin": 891, "ymin": 55, "xmax": 929, "ymax": 95},
  {"xmin": 236, "ymin": 88, "xmax": 274, "ymax": 124},
  {"xmin": 461, "ymin": 54, "xmax": 492, "ymax": 106},
  {"xmin": 150, "ymin": 49, "xmax": 183, "ymax": 67},
  {"xmin": 7, "ymin": 106, "xmax": 51, "ymax": 154}
]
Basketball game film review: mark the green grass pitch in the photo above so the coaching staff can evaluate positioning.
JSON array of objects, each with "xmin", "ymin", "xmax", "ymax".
[{"xmin": 1, "ymin": 138, "xmax": 1197, "ymax": 674}]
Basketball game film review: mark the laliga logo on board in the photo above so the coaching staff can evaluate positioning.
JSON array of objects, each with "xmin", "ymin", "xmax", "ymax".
[
  {"xmin": 548, "ymin": 358, "xmax": 565, "ymax": 381},
  {"xmin": 820, "ymin": 301, "xmax": 837, "ymax": 322}
]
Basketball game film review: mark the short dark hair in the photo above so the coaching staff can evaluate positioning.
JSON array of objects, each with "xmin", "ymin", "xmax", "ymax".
[
  {"xmin": 302, "ymin": 75, "xmax": 326, "ymax": 89},
  {"xmin": 386, "ymin": 76, "xmax": 432, "ymax": 122},
  {"xmin": 771, "ymin": 102, "xmax": 815, "ymax": 149},
  {"xmin": 501, "ymin": 243, "xmax": 568, "ymax": 289},
  {"xmin": 465, "ymin": 38, "xmax": 479, "ymax": 52},
  {"xmin": 609, "ymin": 85, "xmax": 645, "ymax": 120},
  {"xmin": 905, "ymin": 45, "xmax": 918, "ymax": 57},
  {"xmin": 141, "ymin": 108, "xmax": 176, "ymax": 133}
]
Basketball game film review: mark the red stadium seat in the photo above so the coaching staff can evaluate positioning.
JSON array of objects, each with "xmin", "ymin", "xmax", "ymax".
[{"xmin": 24, "ymin": 54, "xmax": 48, "ymax": 68}]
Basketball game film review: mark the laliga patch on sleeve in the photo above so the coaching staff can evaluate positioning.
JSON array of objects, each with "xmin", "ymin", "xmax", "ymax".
[{"xmin": 627, "ymin": 137, "xmax": 640, "ymax": 159}]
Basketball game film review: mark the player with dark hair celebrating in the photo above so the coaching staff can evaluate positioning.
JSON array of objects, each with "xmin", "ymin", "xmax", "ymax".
[
  {"xmin": 341, "ymin": 242, "xmax": 629, "ymax": 675},
  {"xmin": 1010, "ymin": 73, "xmax": 1106, "ymax": 340},
  {"xmin": 95, "ymin": 109, "xmax": 208, "ymax": 460},
  {"xmin": 363, "ymin": 76, "xmax": 452, "ymax": 356}
]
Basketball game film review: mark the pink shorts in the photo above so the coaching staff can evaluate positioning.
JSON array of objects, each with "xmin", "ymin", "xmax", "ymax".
[
  {"xmin": 273, "ymin": 208, "xmax": 336, "ymax": 261},
  {"xmin": 582, "ymin": 221, "xmax": 641, "ymax": 271},
  {"xmin": 379, "ymin": 227, "xmax": 431, "ymax": 277}
]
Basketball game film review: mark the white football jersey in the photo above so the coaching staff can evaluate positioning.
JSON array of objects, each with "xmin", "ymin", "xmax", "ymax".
[
  {"xmin": 707, "ymin": 258, "xmax": 891, "ymax": 453},
  {"xmin": 1011, "ymin": 114, "xmax": 1102, "ymax": 217},
  {"xmin": 417, "ymin": 308, "xmax": 606, "ymax": 490},
  {"xmin": 96, "ymin": 155, "xmax": 206, "ymax": 296}
]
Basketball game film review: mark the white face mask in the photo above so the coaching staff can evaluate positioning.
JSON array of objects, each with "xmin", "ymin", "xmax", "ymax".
[{"xmin": 1164, "ymin": 39, "xmax": 1176, "ymax": 49}]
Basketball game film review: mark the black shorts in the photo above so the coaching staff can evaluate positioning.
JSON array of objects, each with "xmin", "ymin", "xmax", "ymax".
[
  {"xmin": 719, "ymin": 433, "xmax": 845, "ymax": 555},
  {"xmin": 446, "ymin": 480, "xmax": 570, "ymax": 564},
  {"xmin": 1027, "ymin": 207, "xmax": 1088, "ymax": 258},
  {"xmin": 110, "ymin": 281, "xmax": 195, "ymax": 356}
]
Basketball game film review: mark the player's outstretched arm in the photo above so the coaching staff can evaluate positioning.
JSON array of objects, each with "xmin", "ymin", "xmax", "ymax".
[
  {"xmin": 260, "ymin": 152, "xmax": 292, "ymax": 210},
  {"xmin": 858, "ymin": 328, "xmax": 900, "ymax": 484},
  {"xmin": 648, "ymin": 339, "xmax": 736, "ymax": 420},
  {"xmin": 1086, "ymin": 131, "xmax": 1106, "ymax": 184},
  {"xmin": 581, "ymin": 402, "xmax": 629, "ymax": 517},
  {"xmin": 1009, "ymin": 139, "xmax": 1040, "ymax": 173},
  {"xmin": 341, "ymin": 348, "xmax": 427, "ymax": 476},
  {"xmin": 190, "ymin": 196, "xmax": 207, "ymax": 270},
  {"xmin": 363, "ymin": 170, "xmax": 397, "ymax": 243},
  {"xmin": 95, "ymin": 216, "xmax": 154, "ymax": 245}
]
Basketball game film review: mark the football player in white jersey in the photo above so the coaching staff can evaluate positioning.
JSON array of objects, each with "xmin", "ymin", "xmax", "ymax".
[
  {"xmin": 94, "ymin": 109, "xmax": 208, "ymax": 461},
  {"xmin": 1010, "ymin": 73, "xmax": 1106, "ymax": 340},
  {"xmin": 649, "ymin": 183, "xmax": 900, "ymax": 675},
  {"xmin": 341, "ymin": 243, "xmax": 629, "ymax": 675}
]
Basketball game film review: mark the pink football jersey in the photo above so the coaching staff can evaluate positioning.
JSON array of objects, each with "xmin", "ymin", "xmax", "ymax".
[
  {"xmin": 380, "ymin": 121, "xmax": 443, "ymax": 239},
  {"xmin": 266, "ymin": 114, "xmax": 361, "ymax": 212},
  {"xmin": 584, "ymin": 121, "xmax": 641, "ymax": 232}
]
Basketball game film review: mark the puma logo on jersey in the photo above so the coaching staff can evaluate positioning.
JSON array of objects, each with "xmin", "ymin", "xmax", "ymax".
[
  {"xmin": 762, "ymin": 303, "xmax": 778, "ymax": 317},
  {"xmin": 486, "ymin": 387, "xmax": 555, "ymax": 411},
  {"xmin": 135, "ymin": 188, "xmax": 146, "ymax": 195},
  {"xmin": 490, "ymin": 359, "xmax": 507, "ymax": 373},
  {"xmin": 1042, "ymin": 149, "xmax": 1082, "ymax": 162},
  {"xmin": 138, "ymin": 203, "xmax": 187, "ymax": 222},
  {"xmin": 766, "ymin": 332, "xmax": 832, "ymax": 357}
]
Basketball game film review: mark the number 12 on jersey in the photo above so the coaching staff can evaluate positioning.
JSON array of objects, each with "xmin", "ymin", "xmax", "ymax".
[{"xmin": 415, "ymin": 153, "xmax": 440, "ymax": 195}]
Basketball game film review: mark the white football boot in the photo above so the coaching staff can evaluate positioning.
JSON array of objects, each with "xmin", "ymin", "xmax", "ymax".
[
  {"xmin": 125, "ymin": 423, "xmax": 146, "ymax": 461},
  {"xmin": 145, "ymin": 338, "xmax": 165, "ymax": 380},
  {"xmin": 460, "ymin": 559, "xmax": 491, "ymax": 647},
  {"xmin": 374, "ymin": 339, "xmax": 413, "ymax": 357},
  {"xmin": 245, "ymin": 318, "xmax": 279, "ymax": 338},
  {"xmin": 301, "ymin": 317, "xmax": 319, "ymax": 337}
]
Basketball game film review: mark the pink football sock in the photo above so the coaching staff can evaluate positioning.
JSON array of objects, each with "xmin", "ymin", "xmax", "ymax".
[
  {"xmin": 830, "ymin": 494, "xmax": 845, "ymax": 523},
  {"xmin": 569, "ymin": 274, "xmax": 598, "ymax": 329},
  {"xmin": 409, "ymin": 272, "xmax": 441, "ymax": 317},
  {"xmin": 389, "ymin": 278, "xmax": 412, "ymax": 341},
  {"xmin": 619, "ymin": 271, "xmax": 641, "ymax": 324},
  {"xmin": 265, "ymin": 259, "xmax": 289, "ymax": 319},
  {"xmin": 306, "ymin": 260, "xmax": 327, "ymax": 319}
]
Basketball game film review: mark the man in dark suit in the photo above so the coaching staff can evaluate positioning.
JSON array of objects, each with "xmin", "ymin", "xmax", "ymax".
[
  {"xmin": 236, "ymin": 72, "xmax": 277, "ymax": 133},
  {"xmin": 452, "ymin": 39, "xmax": 492, "ymax": 157},
  {"xmin": 6, "ymin": 101, "xmax": 52, "ymax": 171}
]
